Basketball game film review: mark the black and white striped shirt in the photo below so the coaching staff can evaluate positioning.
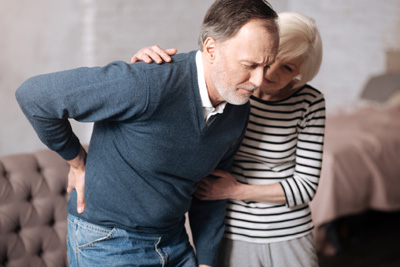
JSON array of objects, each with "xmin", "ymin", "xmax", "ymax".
[{"xmin": 224, "ymin": 85, "xmax": 326, "ymax": 243}]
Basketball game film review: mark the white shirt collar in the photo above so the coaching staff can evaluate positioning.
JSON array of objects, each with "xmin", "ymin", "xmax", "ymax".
[{"xmin": 195, "ymin": 51, "xmax": 227, "ymax": 123}]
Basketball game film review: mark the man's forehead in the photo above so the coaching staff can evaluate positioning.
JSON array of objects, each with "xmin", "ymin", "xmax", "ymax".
[{"xmin": 221, "ymin": 19, "xmax": 279, "ymax": 65}]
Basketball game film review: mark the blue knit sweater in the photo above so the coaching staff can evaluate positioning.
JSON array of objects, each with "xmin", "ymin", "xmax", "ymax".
[{"xmin": 16, "ymin": 51, "xmax": 250, "ymax": 265}]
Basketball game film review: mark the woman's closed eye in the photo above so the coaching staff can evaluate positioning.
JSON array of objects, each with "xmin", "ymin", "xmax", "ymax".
[{"xmin": 283, "ymin": 65, "xmax": 293, "ymax": 72}]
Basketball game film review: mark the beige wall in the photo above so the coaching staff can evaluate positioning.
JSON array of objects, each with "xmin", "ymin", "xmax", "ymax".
[
  {"xmin": 1, "ymin": 0, "xmax": 400, "ymax": 156},
  {"xmin": 0, "ymin": 0, "xmax": 85, "ymax": 157}
]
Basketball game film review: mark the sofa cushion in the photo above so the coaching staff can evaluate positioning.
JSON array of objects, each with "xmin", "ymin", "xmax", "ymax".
[{"xmin": 0, "ymin": 149, "xmax": 69, "ymax": 267}]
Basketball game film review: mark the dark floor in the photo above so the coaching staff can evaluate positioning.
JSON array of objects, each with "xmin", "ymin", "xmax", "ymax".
[{"xmin": 318, "ymin": 210, "xmax": 400, "ymax": 267}]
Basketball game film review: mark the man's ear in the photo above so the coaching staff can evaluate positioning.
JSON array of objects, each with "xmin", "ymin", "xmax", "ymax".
[{"xmin": 203, "ymin": 37, "xmax": 217, "ymax": 63}]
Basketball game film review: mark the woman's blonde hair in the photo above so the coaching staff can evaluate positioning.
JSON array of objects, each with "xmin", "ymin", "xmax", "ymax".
[{"xmin": 278, "ymin": 12, "xmax": 323, "ymax": 88}]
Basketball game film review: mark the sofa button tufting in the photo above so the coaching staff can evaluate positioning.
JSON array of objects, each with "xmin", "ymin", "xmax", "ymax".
[
  {"xmin": 61, "ymin": 188, "xmax": 67, "ymax": 195},
  {"xmin": 1, "ymin": 149, "xmax": 70, "ymax": 266}
]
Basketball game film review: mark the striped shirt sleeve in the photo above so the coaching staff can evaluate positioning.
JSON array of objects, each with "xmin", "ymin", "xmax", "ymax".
[{"xmin": 280, "ymin": 93, "xmax": 325, "ymax": 207}]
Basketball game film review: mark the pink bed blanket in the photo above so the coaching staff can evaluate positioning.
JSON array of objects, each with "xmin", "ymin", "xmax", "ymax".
[{"xmin": 309, "ymin": 104, "xmax": 400, "ymax": 253}]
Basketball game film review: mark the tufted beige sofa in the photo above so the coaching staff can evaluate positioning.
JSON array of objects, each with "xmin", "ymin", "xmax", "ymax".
[
  {"xmin": 0, "ymin": 148, "xmax": 195, "ymax": 267},
  {"xmin": 0, "ymin": 149, "xmax": 69, "ymax": 267}
]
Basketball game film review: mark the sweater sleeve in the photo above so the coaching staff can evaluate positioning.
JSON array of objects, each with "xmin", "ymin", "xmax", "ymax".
[
  {"xmin": 280, "ymin": 93, "xmax": 326, "ymax": 207},
  {"xmin": 15, "ymin": 61, "xmax": 148, "ymax": 160},
  {"xmin": 188, "ymin": 197, "xmax": 227, "ymax": 266},
  {"xmin": 189, "ymin": 114, "xmax": 249, "ymax": 266}
]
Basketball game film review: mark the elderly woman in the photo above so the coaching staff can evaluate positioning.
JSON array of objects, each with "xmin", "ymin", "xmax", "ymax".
[{"xmin": 132, "ymin": 12, "xmax": 325, "ymax": 267}]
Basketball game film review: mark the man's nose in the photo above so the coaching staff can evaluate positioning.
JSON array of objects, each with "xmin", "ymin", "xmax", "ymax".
[{"xmin": 249, "ymin": 67, "xmax": 265, "ymax": 88}]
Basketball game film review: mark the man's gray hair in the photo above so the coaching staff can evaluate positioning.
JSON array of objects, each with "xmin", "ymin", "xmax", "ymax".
[{"xmin": 198, "ymin": 0, "xmax": 279, "ymax": 51}]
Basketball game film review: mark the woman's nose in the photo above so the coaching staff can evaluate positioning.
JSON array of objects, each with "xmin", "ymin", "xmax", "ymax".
[{"xmin": 266, "ymin": 64, "xmax": 279, "ymax": 79}]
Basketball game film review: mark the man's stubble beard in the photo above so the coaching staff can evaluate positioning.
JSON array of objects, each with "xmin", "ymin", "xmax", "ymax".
[{"xmin": 211, "ymin": 55, "xmax": 256, "ymax": 106}]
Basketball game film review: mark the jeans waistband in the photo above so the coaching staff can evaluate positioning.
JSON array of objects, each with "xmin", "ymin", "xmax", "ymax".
[{"xmin": 68, "ymin": 214, "xmax": 187, "ymax": 243}]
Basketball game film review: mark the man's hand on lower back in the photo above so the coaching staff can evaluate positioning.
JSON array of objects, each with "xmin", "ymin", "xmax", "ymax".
[{"xmin": 67, "ymin": 145, "xmax": 87, "ymax": 213}]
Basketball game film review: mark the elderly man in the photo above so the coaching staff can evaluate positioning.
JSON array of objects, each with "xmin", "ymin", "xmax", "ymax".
[{"xmin": 16, "ymin": 0, "xmax": 279, "ymax": 266}]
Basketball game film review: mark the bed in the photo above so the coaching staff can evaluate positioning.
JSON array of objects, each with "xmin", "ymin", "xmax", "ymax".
[{"xmin": 309, "ymin": 73, "xmax": 400, "ymax": 255}]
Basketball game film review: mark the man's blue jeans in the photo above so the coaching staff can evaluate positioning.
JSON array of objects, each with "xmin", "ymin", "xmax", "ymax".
[{"xmin": 67, "ymin": 215, "xmax": 197, "ymax": 267}]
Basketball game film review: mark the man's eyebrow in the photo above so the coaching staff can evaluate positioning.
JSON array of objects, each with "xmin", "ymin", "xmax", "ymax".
[{"xmin": 241, "ymin": 59, "xmax": 275, "ymax": 66}]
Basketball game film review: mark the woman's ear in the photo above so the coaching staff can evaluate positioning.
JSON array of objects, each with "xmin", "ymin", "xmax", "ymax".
[{"xmin": 203, "ymin": 37, "xmax": 217, "ymax": 63}]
